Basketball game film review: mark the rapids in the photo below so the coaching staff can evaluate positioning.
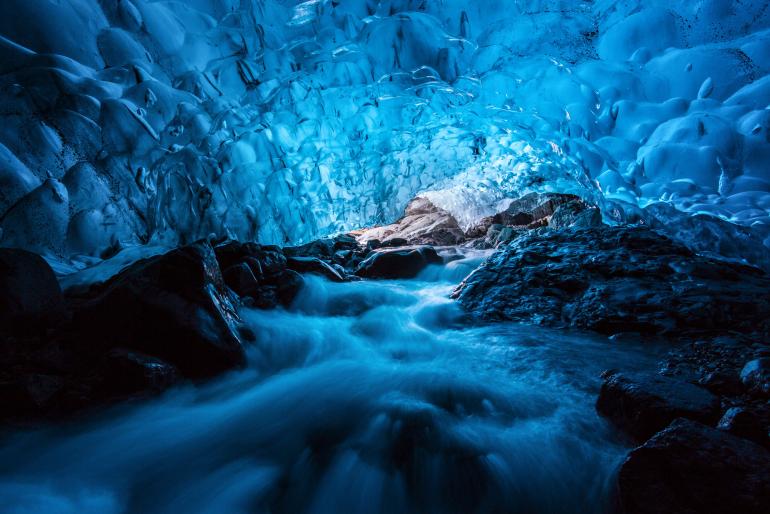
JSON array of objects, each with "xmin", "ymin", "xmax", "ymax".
[{"xmin": 0, "ymin": 253, "xmax": 663, "ymax": 514}]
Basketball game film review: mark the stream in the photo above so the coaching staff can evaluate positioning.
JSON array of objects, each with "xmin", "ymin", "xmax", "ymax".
[{"xmin": 0, "ymin": 253, "xmax": 663, "ymax": 514}]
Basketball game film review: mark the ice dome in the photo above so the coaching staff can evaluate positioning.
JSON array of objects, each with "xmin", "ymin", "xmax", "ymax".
[{"xmin": 1, "ymin": 0, "xmax": 770, "ymax": 267}]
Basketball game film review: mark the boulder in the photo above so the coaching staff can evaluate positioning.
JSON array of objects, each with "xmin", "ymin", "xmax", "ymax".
[
  {"xmin": 72, "ymin": 242, "xmax": 246, "ymax": 379},
  {"xmin": 492, "ymin": 192, "xmax": 581, "ymax": 227},
  {"xmin": 0, "ymin": 248, "xmax": 64, "ymax": 334},
  {"xmin": 214, "ymin": 241, "xmax": 304, "ymax": 308},
  {"xmin": 356, "ymin": 246, "xmax": 443, "ymax": 279},
  {"xmin": 596, "ymin": 371, "xmax": 720, "ymax": 442},
  {"xmin": 453, "ymin": 226, "xmax": 770, "ymax": 337},
  {"xmin": 285, "ymin": 234, "xmax": 366, "ymax": 272},
  {"xmin": 287, "ymin": 256, "xmax": 345, "ymax": 282},
  {"xmin": 717, "ymin": 407, "xmax": 769, "ymax": 447},
  {"xmin": 617, "ymin": 419, "xmax": 770, "ymax": 514},
  {"xmin": 549, "ymin": 199, "xmax": 603, "ymax": 229},
  {"xmin": 93, "ymin": 349, "xmax": 179, "ymax": 401},
  {"xmin": 740, "ymin": 358, "xmax": 770, "ymax": 396},
  {"xmin": 356, "ymin": 197, "xmax": 466, "ymax": 247}
]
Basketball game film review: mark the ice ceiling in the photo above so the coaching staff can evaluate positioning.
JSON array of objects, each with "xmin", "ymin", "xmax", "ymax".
[{"xmin": 1, "ymin": 0, "xmax": 770, "ymax": 265}]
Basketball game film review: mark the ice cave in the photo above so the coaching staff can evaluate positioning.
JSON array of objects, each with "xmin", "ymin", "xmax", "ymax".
[{"xmin": 1, "ymin": 1, "xmax": 770, "ymax": 513}]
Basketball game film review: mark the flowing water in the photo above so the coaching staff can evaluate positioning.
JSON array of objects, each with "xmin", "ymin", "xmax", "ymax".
[{"xmin": 0, "ymin": 253, "xmax": 662, "ymax": 514}]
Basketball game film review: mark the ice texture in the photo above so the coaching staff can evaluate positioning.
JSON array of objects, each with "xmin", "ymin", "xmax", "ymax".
[{"xmin": 0, "ymin": 1, "xmax": 769, "ymax": 267}]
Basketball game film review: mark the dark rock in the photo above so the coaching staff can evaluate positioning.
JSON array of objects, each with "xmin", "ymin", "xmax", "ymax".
[
  {"xmin": 596, "ymin": 371, "xmax": 720, "ymax": 442},
  {"xmin": 549, "ymin": 199, "xmax": 603, "ymax": 229},
  {"xmin": 381, "ymin": 237, "xmax": 409, "ymax": 248},
  {"xmin": 223, "ymin": 262, "xmax": 260, "ymax": 297},
  {"xmin": 356, "ymin": 197, "xmax": 466, "ymax": 247},
  {"xmin": 740, "ymin": 358, "xmax": 770, "ymax": 396},
  {"xmin": 95, "ymin": 349, "xmax": 179, "ymax": 399},
  {"xmin": 215, "ymin": 241, "xmax": 286, "ymax": 277},
  {"xmin": 215, "ymin": 241, "xmax": 304, "ymax": 308},
  {"xmin": 365, "ymin": 239, "xmax": 382, "ymax": 252},
  {"xmin": 453, "ymin": 226, "xmax": 770, "ymax": 337},
  {"xmin": 698, "ymin": 370, "xmax": 744, "ymax": 396},
  {"xmin": 617, "ymin": 418, "xmax": 770, "ymax": 514},
  {"xmin": 0, "ymin": 248, "xmax": 64, "ymax": 333},
  {"xmin": 276, "ymin": 269, "xmax": 304, "ymax": 306},
  {"xmin": 492, "ymin": 192, "xmax": 580, "ymax": 226},
  {"xmin": 717, "ymin": 407, "xmax": 769, "ymax": 447},
  {"xmin": 287, "ymin": 256, "xmax": 345, "ymax": 282},
  {"xmin": 464, "ymin": 216, "xmax": 495, "ymax": 239},
  {"xmin": 72, "ymin": 242, "xmax": 246, "ymax": 379},
  {"xmin": 331, "ymin": 234, "xmax": 359, "ymax": 252},
  {"xmin": 356, "ymin": 246, "xmax": 443, "ymax": 279},
  {"xmin": 284, "ymin": 239, "xmax": 335, "ymax": 260}
]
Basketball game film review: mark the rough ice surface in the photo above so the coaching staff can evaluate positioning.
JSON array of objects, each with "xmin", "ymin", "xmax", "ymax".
[{"xmin": 1, "ymin": 0, "xmax": 770, "ymax": 267}]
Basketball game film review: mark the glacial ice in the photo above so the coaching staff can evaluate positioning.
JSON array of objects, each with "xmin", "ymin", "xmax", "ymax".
[{"xmin": 1, "ymin": 0, "xmax": 770, "ymax": 268}]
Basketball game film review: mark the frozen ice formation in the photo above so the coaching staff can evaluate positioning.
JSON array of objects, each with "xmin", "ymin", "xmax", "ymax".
[{"xmin": 1, "ymin": 1, "xmax": 770, "ymax": 268}]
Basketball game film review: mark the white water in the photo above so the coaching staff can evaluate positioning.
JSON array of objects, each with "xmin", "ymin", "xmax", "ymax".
[{"xmin": 0, "ymin": 254, "xmax": 662, "ymax": 514}]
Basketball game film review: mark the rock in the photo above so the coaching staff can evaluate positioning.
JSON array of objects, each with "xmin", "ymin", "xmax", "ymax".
[
  {"xmin": 617, "ymin": 418, "xmax": 770, "ymax": 514},
  {"xmin": 381, "ymin": 237, "xmax": 409, "ymax": 248},
  {"xmin": 492, "ymin": 192, "xmax": 581, "ymax": 226},
  {"xmin": 222, "ymin": 262, "xmax": 260, "ymax": 297},
  {"xmin": 596, "ymin": 371, "xmax": 720, "ymax": 442},
  {"xmin": 356, "ymin": 197, "xmax": 466, "ymax": 247},
  {"xmin": 284, "ymin": 238, "xmax": 335, "ymax": 261},
  {"xmin": 215, "ymin": 241, "xmax": 304, "ymax": 308},
  {"xmin": 285, "ymin": 235, "xmax": 366, "ymax": 272},
  {"xmin": 717, "ymin": 407, "xmax": 769, "ymax": 447},
  {"xmin": 0, "ymin": 248, "xmax": 64, "ymax": 334},
  {"xmin": 71, "ymin": 242, "xmax": 246, "ymax": 379},
  {"xmin": 698, "ymin": 370, "xmax": 744, "ymax": 396},
  {"xmin": 95, "ymin": 349, "xmax": 179, "ymax": 400},
  {"xmin": 740, "ymin": 358, "xmax": 770, "ymax": 396},
  {"xmin": 464, "ymin": 216, "xmax": 495, "ymax": 239},
  {"xmin": 287, "ymin": 256, "xmax": 345, "ymax": 282},
  {"xmin": 215, "ymin": 241, "xmax": 286, "ymax": 277},
  {"xmin": 465, "ymin": 193, "xmax": 600, "ymax": 248},
  {"xmin": 453, "ymin": 226, "xmax": 770, "ymax": 337},
  {"xmin": 549, "ymin": 199, "xmax": 603, "ymax": 229},
  {"xmin": 356, "ymin": 246, "xmax": 443, "ymax": 279}
]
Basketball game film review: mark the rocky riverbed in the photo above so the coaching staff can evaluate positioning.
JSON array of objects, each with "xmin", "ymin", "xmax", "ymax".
[{"xmin": 2, "ymin": 193, "xmax": 769, "ymax": 513}]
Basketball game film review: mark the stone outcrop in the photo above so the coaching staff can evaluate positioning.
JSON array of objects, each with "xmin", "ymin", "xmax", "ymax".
[
  {"xmin": 596, "ymin": 371, "xmax": 720, "ymax": 442},
  {"xmin": 453, "ymin": 226, "xmax": 770, "ymax": 337},
  {"xmin": 355, "ymin": 197, "xmax": 466, "ymax": 247},
  {"xmin": 617, "ymin": 419, "xmax": 770, "ymax": 514},
  {"xmin": 356, "ymin": 246, "xmax": 443, "ymax": 279}
]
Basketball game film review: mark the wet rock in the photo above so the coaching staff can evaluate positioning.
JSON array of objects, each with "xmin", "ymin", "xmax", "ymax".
[
  {"xmin": 356, "ymin": 197, "xmax": 466, "ymax": 247},
  {"xmin": 215, "ymin": 241, "xmax": 304, "ymax": 308},
  {"xmin": 466, "ymin": 193, "xmax": 601, "ymax": 248},
  {"xmin": 0, "ymin": 248, "xmax": 64, "ymax": 334},
  {"xmin": 222, "ymin": 262, "xmax": 260, "ymax": 297},
  {"xmin": 717, "ymin": 407, "xmax": 769, "ymax": 447},
  {"xmin": 549, "ymin": 199, "xmax": 603, "ymax": 229},
  {"xmin": 284, "ymin": 238, "xmax": 335, "ymax": 261},
  {"xmin": 285, "ymin": 234, "xmax": 366, "ymax": 272},
  {"xmin": 356, "ymin": 246, "xmax": 443, "ymax": 279},
  {"xmin": 215, "ymin": 241, "xmax": 286, "ymax": 277},
  {"xmin": 287, "ymin": 256, "xmax": 345, "ymax": 282},
  {"xmin": 493, "ymin": 192, "xmax": 581, "ymax": 226},
  {"xmin": 95, "ymin": 349, "xmax": 179, "ymax": 400},
  {"xmin": 72, "ymin": 242, "xmax": 246, "ymax": 379},
  {"xmin": 596, "ymin": 371, "xmax": 720, "ymax": 442},
  {"xmin": 617, "ymin": 419, "xmax": 770, "ymax": 514},
  {"xmin": 453, "ymin": 226, "xmax": 770, "ymax": 337},
  {"xmin": 698, "ymin": 370, "xmax": 743, "ymax": 396},
  {"xmin": 740, "ymin": 358, "xmax": 770, "ymax": 396}
]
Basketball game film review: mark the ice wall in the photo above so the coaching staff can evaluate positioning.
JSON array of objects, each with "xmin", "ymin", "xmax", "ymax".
[{"xmin": 1, "ymin": 0, "xmax": 770, "ymax": 265}]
